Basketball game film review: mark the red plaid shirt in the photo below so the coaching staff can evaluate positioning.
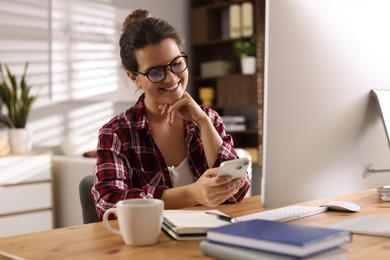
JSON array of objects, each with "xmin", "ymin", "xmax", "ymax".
[{"xmin": 92, "ymin": 94, "xmax": 251, "ymax": 219}]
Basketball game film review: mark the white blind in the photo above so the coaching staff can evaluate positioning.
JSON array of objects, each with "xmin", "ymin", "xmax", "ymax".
[
  {"xmin": 0, "ymin": 0, "xmax": 49, "ymax": 98},
  {"xmin": 0, "ymin": 0, "xmax": 136, "ymax": 102}
]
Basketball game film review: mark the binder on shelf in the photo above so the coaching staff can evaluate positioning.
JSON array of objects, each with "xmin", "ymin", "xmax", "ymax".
[
  {"xmin": 221, "ymin": 8, "xmax": 230, "ymax": 39},
  {"xmin": 241, "ymin": 2, "xmax": 254, "ymax": 37},
  {"xmin": 229, "ymin": 4, "xmax": 241, "ymax": 39}
]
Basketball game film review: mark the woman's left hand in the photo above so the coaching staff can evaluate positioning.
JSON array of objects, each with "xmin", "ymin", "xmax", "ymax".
[{"xmin": 159, "ymin": 91, "xmax": 207, "ymax": 124}]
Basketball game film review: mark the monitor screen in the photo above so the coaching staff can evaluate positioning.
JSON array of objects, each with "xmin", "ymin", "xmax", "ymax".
[{"xmin": 262, "ymin": 0, "xmax": 390, "ymax": 208}]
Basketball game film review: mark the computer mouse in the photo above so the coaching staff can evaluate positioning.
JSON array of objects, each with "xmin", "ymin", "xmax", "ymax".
[{"xmin": 319, "ymin": 201, "xmax": 361, "ymax": 212}]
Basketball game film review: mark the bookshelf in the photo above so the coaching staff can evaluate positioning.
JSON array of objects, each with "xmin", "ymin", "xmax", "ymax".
[{"xmin": 189, "ymin": 0, "xmax": 265, "ymax": 164}]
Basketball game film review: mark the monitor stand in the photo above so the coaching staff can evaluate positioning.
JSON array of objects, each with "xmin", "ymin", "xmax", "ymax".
[{"xmin": 363, "ymin": 89, "xmax": 390, "ymax": 178}]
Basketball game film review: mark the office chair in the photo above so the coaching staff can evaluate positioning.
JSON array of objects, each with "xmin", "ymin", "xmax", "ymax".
[{"xmin": 79, "ymin": 175, "xmax": 100, "ymax": 224}]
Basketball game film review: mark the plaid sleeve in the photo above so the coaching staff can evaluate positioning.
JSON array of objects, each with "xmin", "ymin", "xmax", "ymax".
[{"xmin": 91, "ymin": 127, "xmax": 167, "ymax": 220}]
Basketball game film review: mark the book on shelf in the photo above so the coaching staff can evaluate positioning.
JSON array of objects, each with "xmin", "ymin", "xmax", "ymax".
[
  {"xmin": 229, "ymin": 4, "xmax": 241, "ymax": 39},
  {"xmin": 162, "ymin": 209, "xmax": 230, "ymax": 240},
  {"xmin": 222, "ymin": 116, "xmax": 247, "ymax": 132},
  {"xmin": 241, "ymin": 2, "xmax": 254, "ymax": 37},
  {"xmin": 221, "ymin": 8, "xmax": 230, "ymax": 39},
  {"xmin": 200, "ymin": 239, "xmax": 347, "ymax": 260},
  {"xmin": 225, "ymin": 124, "xmax": 247, "ymax": 132},
  {"xmin": 221, "ymin": 115, "xmax": 246, "ymax": 124},
  {"xmin": 206, "ymin": 219, "xmax": 352, "ymax": 258}
]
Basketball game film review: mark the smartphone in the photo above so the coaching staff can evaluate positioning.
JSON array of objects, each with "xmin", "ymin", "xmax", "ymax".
[{"xmin": 217, "ymin": 158, "xmax": 250, "ymax": 179}]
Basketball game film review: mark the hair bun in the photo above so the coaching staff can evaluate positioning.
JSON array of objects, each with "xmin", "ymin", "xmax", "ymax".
[{"xmin": 122, "ymin": 9, "xmax": 149, "ymax": 31}]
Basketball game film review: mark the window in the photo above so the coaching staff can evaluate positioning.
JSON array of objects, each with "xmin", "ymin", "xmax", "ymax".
[{"xmin": 0, "ymin": 0, "xmax": 137, "ymax": 102}]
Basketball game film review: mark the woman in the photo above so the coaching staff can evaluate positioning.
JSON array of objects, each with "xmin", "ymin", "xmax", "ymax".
[{"xmin": 92, "ymin": 9, "xmax": 250, "ymax": 220}]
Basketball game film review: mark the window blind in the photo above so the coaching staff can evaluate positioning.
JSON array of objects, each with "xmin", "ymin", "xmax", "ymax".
[
  {"xmin": 0, "ymin": 0, "xmax": 49, "ymax": 98},
  {"xmin": 0, "ymin": 0, "xmax": 135, "ymax": 102}
]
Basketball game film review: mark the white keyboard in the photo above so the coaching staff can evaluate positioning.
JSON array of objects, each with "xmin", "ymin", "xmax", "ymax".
[{"xmin": 235, "ymin": 205, "xmax": 327, "ymax": 223}]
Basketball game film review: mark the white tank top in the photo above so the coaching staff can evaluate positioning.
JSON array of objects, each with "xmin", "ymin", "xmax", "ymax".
[{"xmin": 167, "ymin": 157, "xmax": 195, "ymax": 187}]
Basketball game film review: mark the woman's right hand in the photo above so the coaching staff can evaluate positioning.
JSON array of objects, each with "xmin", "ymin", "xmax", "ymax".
[{"xmin": 189, "ymin": 168, "xmax": 245, "ymax": 207}]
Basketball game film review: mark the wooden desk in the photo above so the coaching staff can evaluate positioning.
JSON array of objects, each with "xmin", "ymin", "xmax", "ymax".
[{"xmin": 0, "ymin": 189, "xmax": 389, "ymax": 259}]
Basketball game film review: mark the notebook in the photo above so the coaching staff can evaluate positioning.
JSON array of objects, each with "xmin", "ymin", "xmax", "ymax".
[
  {"xmin": 162, "ymin": 210, "xmax": 230, "ymax": 240},
  {"xmin": 200, "ymin": 239, "xmax": 347, "ymax": 260},
  {"xmin": 206, "ymin": 219, "xmax": 351, "ymax": 258}
]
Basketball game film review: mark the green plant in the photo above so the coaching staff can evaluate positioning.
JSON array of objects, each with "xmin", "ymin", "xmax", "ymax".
[
  {"xmin": 234, "ymin": 36, "xmax": 257, "ymax": 58},
  {"xmin": 0, "ymin": 62, "xmax": 38, "ymax": 128}
]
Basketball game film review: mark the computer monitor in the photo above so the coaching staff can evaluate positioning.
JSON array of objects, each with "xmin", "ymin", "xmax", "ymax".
[{"xmin": 261, "ymin": 0, "xmax": 390, "ymax": 208}]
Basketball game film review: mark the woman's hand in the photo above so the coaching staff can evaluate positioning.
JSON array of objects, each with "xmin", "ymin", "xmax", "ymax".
[
  {"xmin": 159, "ymin": 91, "xmax": 207, "ymax": 125},
  {"xmin": 189, "ymin": 168, "xmax": 245, "ymax": 208}
]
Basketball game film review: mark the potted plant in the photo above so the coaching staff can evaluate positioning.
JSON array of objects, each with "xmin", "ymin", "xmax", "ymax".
[
  {"xmin": 234, "ymin": 36, "xmax": 257, "ymax": 75},
  {"xmin": 0, "ymin": 62, "xmax": 38, "ymax": 152}
]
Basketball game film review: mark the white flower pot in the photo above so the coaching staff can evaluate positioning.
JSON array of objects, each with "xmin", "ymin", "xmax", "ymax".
[
  {"xmin": 9, "ymin": 128, "xmax": 32, "ymax": 153},
  {"xmin": 240, "ymin": 56, "xmax": 256, "ymax": 75}
]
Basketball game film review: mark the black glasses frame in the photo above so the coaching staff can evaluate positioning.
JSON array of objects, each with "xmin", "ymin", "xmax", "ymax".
[{"xmin": 133, "ymin": 53, "xmax": 189, "ymax": 83}]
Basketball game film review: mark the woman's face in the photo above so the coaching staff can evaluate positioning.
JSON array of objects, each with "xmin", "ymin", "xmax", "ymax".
[{"xmin": 128, "ymin": 38, "xmax": 188, "ymax": 111}]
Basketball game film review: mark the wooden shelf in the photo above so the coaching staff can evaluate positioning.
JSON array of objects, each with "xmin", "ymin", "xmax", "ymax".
[{"xmin": 189, "ymin": 0, "xmax": 264, "ymax": 154}]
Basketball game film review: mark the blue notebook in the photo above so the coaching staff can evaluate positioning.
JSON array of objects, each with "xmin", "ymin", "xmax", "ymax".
[
  {"xmin": 206, "ymin": 219, "xmax": 351, "ymax": 258},
  {"xmin": 200, "ymin": 239, "xmax": 347, "ymax": 260}
]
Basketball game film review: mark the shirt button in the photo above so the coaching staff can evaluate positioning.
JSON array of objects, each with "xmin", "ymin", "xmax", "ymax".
[{"xmin": 190, "ymin": 128, "xmax": 195, "ymax": 132}]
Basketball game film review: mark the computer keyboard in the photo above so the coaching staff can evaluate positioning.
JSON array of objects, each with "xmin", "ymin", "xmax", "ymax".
[{"xmin": 235, "ymin": 205, "xmax": 327, "ymax": 223}]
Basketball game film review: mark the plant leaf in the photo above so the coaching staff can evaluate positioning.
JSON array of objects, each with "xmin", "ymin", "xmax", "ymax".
[
  {"xmin": 0, "ymin": 62, "xmax": 37, "ymax": 128},
  {"xmin": 0, "ymin": 114, "xmax": 15, "ymax": 128}
]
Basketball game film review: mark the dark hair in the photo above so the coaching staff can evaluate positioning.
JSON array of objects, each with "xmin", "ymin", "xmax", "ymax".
[{"xmin": 119, "ymin": 9, "xmax": 184, "ymax": 72}]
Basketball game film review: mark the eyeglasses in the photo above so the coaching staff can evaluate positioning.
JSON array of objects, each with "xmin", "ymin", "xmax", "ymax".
[{"xmin": 133, "ymin": 54, "xmax": 188, "ymax": 83}]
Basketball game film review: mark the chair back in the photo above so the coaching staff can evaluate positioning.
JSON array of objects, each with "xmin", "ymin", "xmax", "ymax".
[{"xmin": 79, "ymin": 175, "xmax": 100, "ymax": 224}]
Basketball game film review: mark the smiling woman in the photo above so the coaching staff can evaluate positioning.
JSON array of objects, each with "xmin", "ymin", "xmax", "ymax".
[{"xmin": 91, "ymin": 9, "xmax": 251, "ymax": 220}]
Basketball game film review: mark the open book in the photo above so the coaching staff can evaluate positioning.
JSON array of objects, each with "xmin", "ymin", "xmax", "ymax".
[{"xmin": 162, "ymin": 210, "xmax": 230, "ymax": 240}]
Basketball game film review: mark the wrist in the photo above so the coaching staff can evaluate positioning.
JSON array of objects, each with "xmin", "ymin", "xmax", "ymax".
[
  {"xmin": 195, "ymin": 116, "xmax": 211, "ymax": 129},
  {"xmin": 185, "ymin": 182, "xmax": 200, "ymax": 206}
]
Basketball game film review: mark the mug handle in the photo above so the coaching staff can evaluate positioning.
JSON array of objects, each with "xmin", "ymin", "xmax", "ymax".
[{"xmin": 103, "ymin": 208, "xmax": 121, "ymax": 236}]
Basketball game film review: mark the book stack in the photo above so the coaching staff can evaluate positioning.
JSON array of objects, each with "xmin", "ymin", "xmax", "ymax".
[
  {"xmin": 200, "ymin": 60, "xmax": 234, "ymax": 78},
  {"xmin": 200, "ymin": 219, "xmax": 351, "ymax": 259},
  {"xmin": 377, "ymin": 185, "xmax": 390, "ymax": 201},
  {"xmin": 221, "ymin": 116, "xmax": 246, "ymax": 132}
]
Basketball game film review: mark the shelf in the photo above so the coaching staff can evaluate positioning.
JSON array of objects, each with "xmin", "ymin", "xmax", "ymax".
[
  {"xmin": 191, "ymin": 0, "xmax": 255, "ymax": 9},
  {"xmin": 190, "ymin": 0, "xmax": 264, "ymax": 161},
  {"xmin": 193, "ymin": 73, "xmax": 253, "ymax": 82},
  {"xmin": 227, "ymin": 128, "xmax": 258, "ymax": 134}
]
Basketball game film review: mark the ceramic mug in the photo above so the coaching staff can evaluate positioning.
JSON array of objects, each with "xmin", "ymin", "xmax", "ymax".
[{"xmin": 103, "ymin": 198, "xmax": 164, "ymax": 246}]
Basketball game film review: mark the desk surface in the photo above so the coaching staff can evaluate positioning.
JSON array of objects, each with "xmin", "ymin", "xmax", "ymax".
[{"xmin": 1, "ymin": 189, "xmax": 389, "ymax": 259}]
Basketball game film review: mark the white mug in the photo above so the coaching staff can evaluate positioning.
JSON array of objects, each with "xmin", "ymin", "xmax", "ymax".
[{"xmin": 103, "ymin": 198, "xmax": 164, "ymax": 246}]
